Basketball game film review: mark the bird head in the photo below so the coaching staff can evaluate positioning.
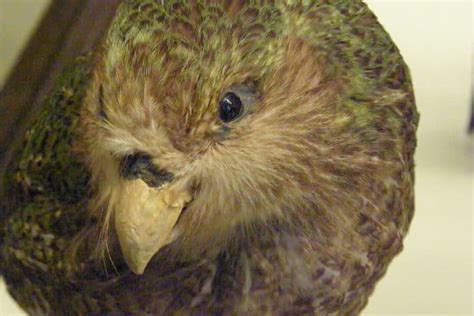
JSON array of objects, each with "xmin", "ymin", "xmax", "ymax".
[{"xmin": 79, "ymin": 1, "xmax": 396, "ymax": 274}]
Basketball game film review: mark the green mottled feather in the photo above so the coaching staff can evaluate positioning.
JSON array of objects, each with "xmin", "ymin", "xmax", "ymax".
[{"xmin": 0, "ymin": 57, "xmax": 93, "ymax": 313}]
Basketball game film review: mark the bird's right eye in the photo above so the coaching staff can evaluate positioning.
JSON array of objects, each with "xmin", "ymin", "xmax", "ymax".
[
  {"xmin": 217, "ymin": 84, "xmax": 259, "ymax": 123},
  {"xmin": 219, "ymin": 92, "xmax": 243, "ymax": 122}
]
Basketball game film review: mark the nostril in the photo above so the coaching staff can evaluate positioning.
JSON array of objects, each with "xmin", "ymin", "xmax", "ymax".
[
  {"xmin": 120, "ymin": 153, "xmax": 174, "ymax": 187},
  {"xmin": 120, "ymin": 153, "xmax": 151, "ymax": 179}
]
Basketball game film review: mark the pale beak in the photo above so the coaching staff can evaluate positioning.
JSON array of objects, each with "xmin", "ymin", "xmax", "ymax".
[{"xmin": 114, "ymin": 180, "xmax": 191, "ymax": 274}]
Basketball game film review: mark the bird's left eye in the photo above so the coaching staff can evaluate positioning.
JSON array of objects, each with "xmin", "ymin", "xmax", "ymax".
[{"xmin": 218, "ymin": 92, "xmax": 243, "ymax": 122}]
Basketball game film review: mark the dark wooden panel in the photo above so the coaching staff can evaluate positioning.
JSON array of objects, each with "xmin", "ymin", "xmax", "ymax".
[{"xmin": 0, "ymin": 0, "xmax": 122, "ymax": 187}]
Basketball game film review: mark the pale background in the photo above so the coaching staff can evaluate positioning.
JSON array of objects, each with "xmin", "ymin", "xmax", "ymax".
[{"xmin": 0, "ymin": 0, "xmax": 472, "ymax": 315}]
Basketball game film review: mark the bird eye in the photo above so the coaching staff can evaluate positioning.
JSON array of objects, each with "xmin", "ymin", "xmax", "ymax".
[
  {"xmin": 218, "ymin": 84, "xmax": 259, "ymax": 124},
  {"xmin": 218, "ymin": 92, "xmax": 243, "ymax": 122}
]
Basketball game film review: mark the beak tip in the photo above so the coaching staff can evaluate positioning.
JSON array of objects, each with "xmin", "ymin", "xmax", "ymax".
[
  {"xmin": 123, "ymin": 251, "xmax": 154, "ymax": 275},
  {"xmin": 130, "ymin": 266, "xmax": 146, "ymax": 275}
]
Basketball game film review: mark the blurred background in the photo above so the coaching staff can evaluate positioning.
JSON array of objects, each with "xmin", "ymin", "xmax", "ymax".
[{"xmin": 0, "ymin": 0, "xmax": 472, "ymax": 315}]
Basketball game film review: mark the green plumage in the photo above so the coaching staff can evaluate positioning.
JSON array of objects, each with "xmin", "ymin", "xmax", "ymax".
[
  {"xmin": 1, "ymin": 1, "xmax": 418, "ymax": 314},
  {"xmin": 0, "ymin": 58, "xmax": 92, "ymax": 312}
]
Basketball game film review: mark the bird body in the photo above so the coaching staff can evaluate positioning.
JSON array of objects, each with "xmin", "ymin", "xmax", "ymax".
[{"xmin": 1, "ymin": 1, "xmax": 418, "ymax": 314}]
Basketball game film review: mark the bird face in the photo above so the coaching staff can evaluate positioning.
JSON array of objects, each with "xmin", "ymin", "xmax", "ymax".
[{"xmin": 79, "ymin": 1, "xmax": 386, "ymax": 274}]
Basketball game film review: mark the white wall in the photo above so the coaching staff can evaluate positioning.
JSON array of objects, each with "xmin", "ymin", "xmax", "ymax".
[{"xmin": 0, "ymin": 0, "xmax": 50, "ymax": 87}]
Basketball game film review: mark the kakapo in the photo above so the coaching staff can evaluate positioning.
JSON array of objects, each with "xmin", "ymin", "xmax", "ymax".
[{"xmin": 0, "ymin": 1, "xmax": 418, "ymax": 314}]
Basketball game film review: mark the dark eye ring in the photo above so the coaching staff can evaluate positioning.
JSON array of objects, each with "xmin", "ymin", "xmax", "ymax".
[{"xmin": 218, "ymin": 92, "xmax": 243, "ymax": 122}]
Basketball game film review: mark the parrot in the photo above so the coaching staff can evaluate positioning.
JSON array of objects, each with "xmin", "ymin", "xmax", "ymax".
[{"xmin": 0, "ymin": 0, "xmax": 419, "ymax": 314}]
